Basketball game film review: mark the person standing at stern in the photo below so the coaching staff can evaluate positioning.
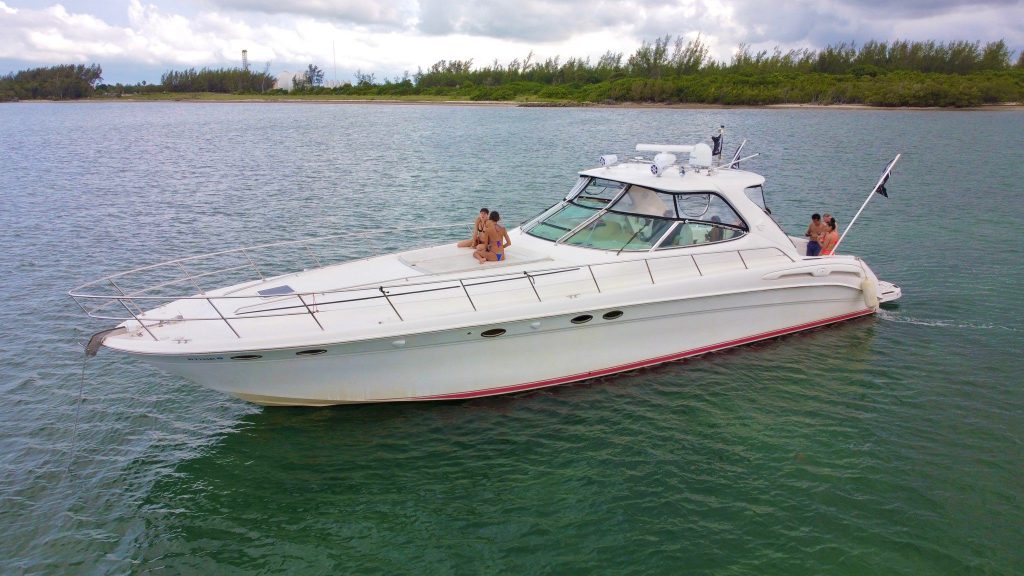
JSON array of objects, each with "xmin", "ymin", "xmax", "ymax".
[{"xmin": 805, "ymin": 213, "xmax": 826, "ymax": 256}]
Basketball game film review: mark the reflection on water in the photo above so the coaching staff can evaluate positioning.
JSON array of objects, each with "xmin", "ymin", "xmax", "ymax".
[{"xmin": 129, "ymin": 321, "xmax": 887, "ymax": 573}]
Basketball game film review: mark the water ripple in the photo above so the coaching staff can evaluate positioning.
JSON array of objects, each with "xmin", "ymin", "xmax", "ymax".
[{"xmin": 0, "ymin": 103, "xmax": 1021, "ymax": 575}]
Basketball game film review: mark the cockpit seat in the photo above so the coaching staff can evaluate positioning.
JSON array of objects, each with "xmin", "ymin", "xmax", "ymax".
[{"xmin": 590, "ymin": 220, "xmax": 623, "ymax": 243}]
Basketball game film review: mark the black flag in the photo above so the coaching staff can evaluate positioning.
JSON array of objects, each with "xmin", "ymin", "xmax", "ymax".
[
  {"xmin": 711, "ymin": 134, "xmax": 723, "ymax": 156},
  {"xmin": 874, "ymin": 158, "xmax": 896, "ymax": 197}
]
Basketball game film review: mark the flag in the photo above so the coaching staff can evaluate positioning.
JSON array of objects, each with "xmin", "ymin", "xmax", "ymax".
[
  {"xmin": 730, "ymin": 144, "xmax": 743, "ymax": 168},
  {"xmin": 874, "ymin": 158, "xmax": 896, "ymax": 197},
  {"xmin": 711, "ymin": 134, "xmax": 723, "ymax": 156}
]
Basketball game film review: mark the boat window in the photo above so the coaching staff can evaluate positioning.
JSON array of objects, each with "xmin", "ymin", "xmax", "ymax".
[
  {"xmin": 610, "ymin": 186, "xmax": 677, "ymax": 218},
  {"xmin": 524, "ymin": 203, "xmax": 600, "ymax": 242},
  {"xmin": 572, "ymin": 178, "xmax": 627, "ymax": 207},
  {"xmin": 744, "ymin": 185, "xmax": 767, "ymax": 211},
  {"xmin": 656, "ymin": 221, "xmax": 746, "ymax": 249},
  {"xmin": 675, "ymin": 193, "xmax": 746, "ymax": 229},
  {"xmin": 563, "ymin": 212, "xmax": 674, "ymax": 251}
]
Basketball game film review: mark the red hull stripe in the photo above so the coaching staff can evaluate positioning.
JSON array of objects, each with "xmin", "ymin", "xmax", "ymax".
[{"xmin": 414, "ymin": 308, "xmax": 874, "ymax": 401}]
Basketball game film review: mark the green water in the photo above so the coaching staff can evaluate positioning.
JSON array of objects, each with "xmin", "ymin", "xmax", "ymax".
[{"xmin": 0, "ymin": 103, "xmax": 1021, "ymax": 574}]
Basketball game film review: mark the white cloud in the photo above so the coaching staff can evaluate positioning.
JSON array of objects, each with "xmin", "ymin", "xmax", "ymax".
[{"xmin": 205, "ymin": 0, "xmax": 416, "ymax": 26}]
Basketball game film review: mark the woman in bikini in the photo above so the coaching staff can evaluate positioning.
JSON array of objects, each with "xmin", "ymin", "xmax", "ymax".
[
  {"xmin": 474, "ymin": 211, "xmax": 512, "ymax": 263},
  {"xmin": 820, "ymin": 217, "xmax": 839, "ymax": 255},
  {"xmin": 458, "ymin": 208, "xmax": 490, "ymax": 248}
]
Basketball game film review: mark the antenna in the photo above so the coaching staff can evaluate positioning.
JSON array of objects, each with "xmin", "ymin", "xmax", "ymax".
[{"xmin": 242, "ymin": 49, "xmax": 249, "ymax": 71}]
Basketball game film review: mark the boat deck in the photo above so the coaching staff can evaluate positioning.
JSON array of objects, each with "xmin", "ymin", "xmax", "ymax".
[
  {"xmin": 111, "ymin": 243, "xmax": 809, "ymax": 350},
  {"xmin": 398, "ymin": 244, "xmax": 551, "ymax": 275}
]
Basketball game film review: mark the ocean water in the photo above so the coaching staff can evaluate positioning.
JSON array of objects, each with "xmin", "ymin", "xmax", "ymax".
[{"xmin": 0, "ymin": 102, "xmax": 1022, "ymax": 574}]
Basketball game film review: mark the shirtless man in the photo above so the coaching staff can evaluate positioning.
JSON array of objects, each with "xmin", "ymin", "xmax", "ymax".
[
  {"xmin": 458, "ymin": 208, "xmax": 489, "ymax": 248},
  {"xmin": 474, "ymin": 211, "xmax": 512, "ymax": 263},
  {"xmin": 804, "ymin": 213, "xmax": 826, "ymax": 256}
]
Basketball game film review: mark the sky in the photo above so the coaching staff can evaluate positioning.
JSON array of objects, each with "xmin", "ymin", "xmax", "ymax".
[{"xmin": 1, "ymin": 0, "xmax": 1022, "ymax": 84}]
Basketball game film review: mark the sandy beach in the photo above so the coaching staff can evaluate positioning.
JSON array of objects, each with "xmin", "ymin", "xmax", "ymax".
[{"xmin": 18, "ymin": 95, "xmax": 1022, "ymax": 111}]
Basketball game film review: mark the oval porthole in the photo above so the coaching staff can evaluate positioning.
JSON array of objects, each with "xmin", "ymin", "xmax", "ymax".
[
  {"xmin": 481, "ymin": 328, "xmax": 506, "ymax": 338},
  {"xmin": 571, "ymin": 314, "xmax": 593, "ymax": 324},
  {"xmin": 296, "ymin": 349, "xmax": 327, "ymax": 356},
  {"xmin": 602, "ymin": 310, "xmax": 624, "ymax": 320},
  {"xmin": 230, "ymin": 354, "xmax": 262, "ymax": 360}
]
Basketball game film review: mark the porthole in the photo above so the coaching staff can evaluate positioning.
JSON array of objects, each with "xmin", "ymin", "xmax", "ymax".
[
  {"xmin": 230, "ymin": 354, "xmax": 263, "ymax": 360},
  {"xmin": 296, "ymin": 349, "xmax": 327, "ymax": 356},
  {"xmin": 602, "ymin": 310, "xmax": 624, "ymax": 320},
  {"xmin": 481, "ymin": 328, "xmax": 506, "ymax": 338},
  {"xmin": 571, "ymin": 314, "xmax": 593, "ymax": 324}
]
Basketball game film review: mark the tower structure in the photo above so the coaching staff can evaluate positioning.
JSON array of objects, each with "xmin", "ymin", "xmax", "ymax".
[{"xmin": 242, "ymin": 49, "xmax": 249, "ymax": 71}]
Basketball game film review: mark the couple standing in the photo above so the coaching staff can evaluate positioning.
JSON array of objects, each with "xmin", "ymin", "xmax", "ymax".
[
  {"xmin": 458, "ymin": 208, "xmax": 512, "ymax": 263},
  {"xmin": 805, "ymin": 213, "xmax": 839, "ymax": 256}
]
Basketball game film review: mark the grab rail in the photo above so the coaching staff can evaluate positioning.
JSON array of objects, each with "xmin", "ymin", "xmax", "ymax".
[{"xmin": 70, "ymin": 233, "xmax": 799, "ymax": 341}]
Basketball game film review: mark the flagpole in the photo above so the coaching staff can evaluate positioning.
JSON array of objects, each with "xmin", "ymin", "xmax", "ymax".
[{"xmin": 833, "ymin": 154, "xmax": 900, "ymax": 254}]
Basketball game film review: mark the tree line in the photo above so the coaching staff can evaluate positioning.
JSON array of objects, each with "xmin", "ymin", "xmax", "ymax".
[
  {"xmin": 159, "ymin": 67, "xmax": 276, "ymax": 93},
  {"xmin": 2, "ymin": 38, "xmax": 1022, "ymax": 106},
  {"xmin": 291, "ymin": 37, "xmax": 1024, "ymax": 107},
  {"xmin": 0, "ymin": 64, "xmax": 103, "ymax": 101}
]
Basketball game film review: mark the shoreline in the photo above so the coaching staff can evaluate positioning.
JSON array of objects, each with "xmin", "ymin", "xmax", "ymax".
[{"xmin": 7, "ymin": 96, "xmax": 1023, "ymax": 111}]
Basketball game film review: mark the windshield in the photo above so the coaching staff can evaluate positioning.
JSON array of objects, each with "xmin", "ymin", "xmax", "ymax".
[
  {"xmin": 610, "ymin": 186, "xmax": 677, "ymax": 218},
  {"xmin": 575, "ymin": 178, "xmax": 627, "ymax": 207},
  {"xmin": 526, "ymin": 179, "xmax": 749, "ymax": 250},
  {"xmin": 525, "ymin": 203, "xmax": 600, "ymax": 242},
  {"xmin": 564, "ymin": 213, "xmax": 674, "ymax": 251},
  {"xmin": 524, "ymin": 177, "xmax": 624, "ymax": 241}
]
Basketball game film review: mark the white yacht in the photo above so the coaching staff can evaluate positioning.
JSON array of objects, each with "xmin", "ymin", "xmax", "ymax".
[{"xmin": 72, "ymin": 137, "xmax": 901, "ymax": 406}]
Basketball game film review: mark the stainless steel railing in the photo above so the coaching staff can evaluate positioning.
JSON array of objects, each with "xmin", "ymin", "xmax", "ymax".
[{"xmin": 70, "ymin": 231, "xmax": 799, "ymax": 341}]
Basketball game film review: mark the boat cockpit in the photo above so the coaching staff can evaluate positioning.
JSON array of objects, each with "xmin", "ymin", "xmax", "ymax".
[{"xmin": 524, "ymin": 176, "xmax": 750, "ymax": 252}]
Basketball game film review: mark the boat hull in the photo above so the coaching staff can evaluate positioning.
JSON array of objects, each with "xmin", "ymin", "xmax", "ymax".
[{"xmin": 137, "ymin": 284, "xmax": 873, "ymax": 406}]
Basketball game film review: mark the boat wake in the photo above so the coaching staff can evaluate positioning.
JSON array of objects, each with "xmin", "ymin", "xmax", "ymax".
[{"xmin": 877, "ymin": 309, "xmax": 1019, "ymax": 332}]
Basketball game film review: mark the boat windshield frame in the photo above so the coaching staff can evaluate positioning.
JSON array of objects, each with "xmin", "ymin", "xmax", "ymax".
[
  {"xmin": 524, "ymin": 175, "xmax": 751, "ymax": 252},
  {"xmin": 523, "ymin": 177, "xmax": 630, "ymax": 243}
]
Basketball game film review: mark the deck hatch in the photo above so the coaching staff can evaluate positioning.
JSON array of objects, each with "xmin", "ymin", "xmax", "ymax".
[{"xmin": 257, "ymin": 285, "xmax": 295, "ymax": 297}]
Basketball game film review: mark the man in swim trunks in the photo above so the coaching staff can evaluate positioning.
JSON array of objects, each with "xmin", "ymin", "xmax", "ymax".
[
  {"xmin": 458, "ymin": 208, "xmax": 490, "ymax": 248},
  {"xmin": 805, "ymin": 213, "xmax": 826, "ymax": 256},
  {"xmin": 474, "ymin": 211, "xmax": 512, "ymax": 263}
]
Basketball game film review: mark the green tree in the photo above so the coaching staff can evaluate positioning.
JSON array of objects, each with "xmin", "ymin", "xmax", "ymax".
[{"xmin": 305, "ymin": 64, "xmax": 324, "ymax": 88}]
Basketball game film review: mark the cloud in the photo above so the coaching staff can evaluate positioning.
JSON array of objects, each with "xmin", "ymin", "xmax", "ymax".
[
  {"xmin": 0, "ymin": 3, "xmax": 129, "ymax": 63},
  {"xmin": 204, "ymin": 0, "xmax": 416, "ymax": 27},
  {"xmin": 416, "ymin": 0, "xmax": 717, "ymax": 43}
]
